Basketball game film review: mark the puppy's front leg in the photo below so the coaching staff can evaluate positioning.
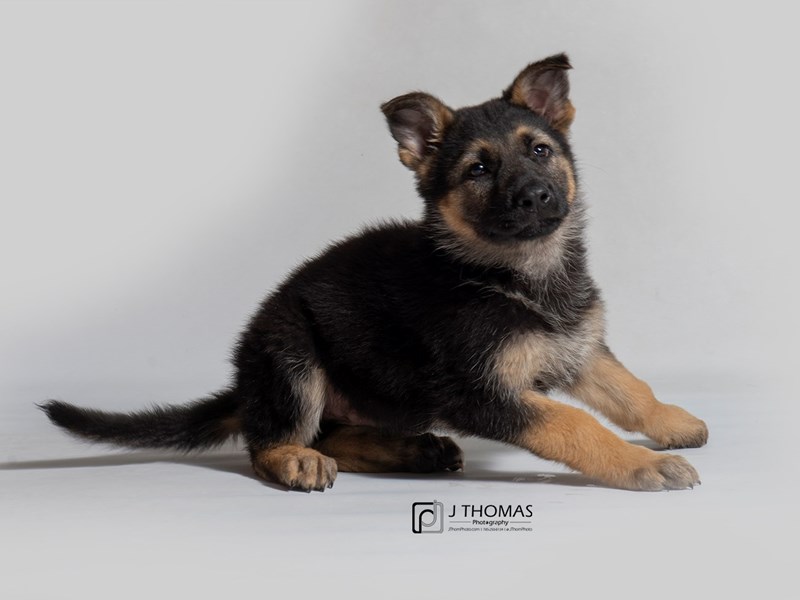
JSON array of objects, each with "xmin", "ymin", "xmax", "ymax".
[
  {"xmin": 515, "ymin": 391, "xmax": 700, "ymax": 491},
  {"xmin": 567, "ymin": 348, "xmax": 709, "ymax": 449}
]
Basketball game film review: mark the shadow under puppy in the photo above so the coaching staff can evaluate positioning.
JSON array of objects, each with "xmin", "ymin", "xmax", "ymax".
[{"xmin": 42, "ymin": 54, "xmax": 708, "ymax": 492}]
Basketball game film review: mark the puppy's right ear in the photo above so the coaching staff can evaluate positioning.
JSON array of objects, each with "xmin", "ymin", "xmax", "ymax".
[{"xmin": 381, "ymin": 92, "xmax": 453, "ymax": 171}]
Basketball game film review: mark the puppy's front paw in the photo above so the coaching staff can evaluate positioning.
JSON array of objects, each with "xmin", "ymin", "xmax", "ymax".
[
  {"xmin": 647, "ymin": 404, "xmax": 709, "ymax": 449},
  {"xmin": 625, "ymin": 452, "xmax": 700, "ymax": 491}
]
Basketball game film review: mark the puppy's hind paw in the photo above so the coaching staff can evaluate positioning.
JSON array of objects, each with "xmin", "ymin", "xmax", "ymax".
[
  {"xmin": 409, "ymin": 433, "xmax": 464, "ymax": 473},
  {"xmin": 252, "ymin": 445, "xmax": 338, "ymax": 492}
]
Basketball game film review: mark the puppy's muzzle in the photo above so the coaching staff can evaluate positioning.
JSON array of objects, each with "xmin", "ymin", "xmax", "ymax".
[{"xmin": 485, "ymin": 182, "xmax": 568, "ymax": 240}]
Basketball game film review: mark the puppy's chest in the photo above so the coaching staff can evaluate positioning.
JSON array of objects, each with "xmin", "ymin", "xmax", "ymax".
[{"xmin": 487, "ymin": 297, "xmax": 605, "ymax": 392}]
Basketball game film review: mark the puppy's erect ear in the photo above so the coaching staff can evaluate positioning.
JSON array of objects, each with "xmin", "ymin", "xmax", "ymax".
[
  {"xmin": 381, "ymin": 92, "xmax": 454, "ymax": 171},
  {"xmin": 503, "ymin": 53, "xmax": 575, "ymax": 133}
]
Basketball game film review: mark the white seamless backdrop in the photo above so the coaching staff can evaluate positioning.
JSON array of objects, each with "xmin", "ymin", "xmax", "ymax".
[
  {"xmin": 1, "ymin": 2, "xmax": 794, "ymax": 399},
  {"xmin": 1, "ymin": 2, "xmax": 797, "ymax": 599}
]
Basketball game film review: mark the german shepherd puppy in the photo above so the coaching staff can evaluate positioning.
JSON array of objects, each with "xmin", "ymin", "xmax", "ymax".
[{"xmin": 42, "ymin": 54, "xmax": 708, "ymax": 492}]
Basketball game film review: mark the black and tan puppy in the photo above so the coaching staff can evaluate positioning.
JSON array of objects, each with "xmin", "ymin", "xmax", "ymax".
[{"xmin": 42, "ymin": 54, "xmax": 708, "ymax": 492}]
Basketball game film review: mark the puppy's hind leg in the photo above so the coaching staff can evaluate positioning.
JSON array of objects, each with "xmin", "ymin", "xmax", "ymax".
[
  {"xmin": 314, "ymin": 425, "xmax": 464, "ymax": 474},
  {"xmin": 240, "ymin": 361, "xmax": 337, "ymax": 491}
]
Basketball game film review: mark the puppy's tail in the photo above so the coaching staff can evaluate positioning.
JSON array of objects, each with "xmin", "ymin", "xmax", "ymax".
[{"xmin": 38, "ymin": 389, "xmax": 242, "ymax": 452}]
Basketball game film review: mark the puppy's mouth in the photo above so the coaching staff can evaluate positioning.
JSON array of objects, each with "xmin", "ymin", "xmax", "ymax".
[{"xmin": 482, "ymin": 217, "xmax": 564, "ymax": 242}]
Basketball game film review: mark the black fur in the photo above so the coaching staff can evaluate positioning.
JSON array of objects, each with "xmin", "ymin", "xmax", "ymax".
[
  {"xmin": 42, "ymin": 54, "xmax": 605, "ymax": 485},
  {"xmin": 235, "ymin": 224, "xmax": 579, "ymax": 445},
  {"xmin": 40, "ymin": 390, "xmax": 239, "ymax": 451}
]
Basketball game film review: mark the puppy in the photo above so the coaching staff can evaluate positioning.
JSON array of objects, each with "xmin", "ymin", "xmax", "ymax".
[{"xmin": 42, "ymin": 54, "xmax": 708, "ymax": 492}]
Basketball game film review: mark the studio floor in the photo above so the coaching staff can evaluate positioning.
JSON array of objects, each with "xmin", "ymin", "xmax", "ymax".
[{"xmin": 1, "ymin": 387, "xmax": 794, "ymax": 599}]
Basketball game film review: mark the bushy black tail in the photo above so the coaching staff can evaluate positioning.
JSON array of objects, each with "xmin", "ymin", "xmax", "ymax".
[{"xmin": 39, "ymin": 389, "xmax": 241, "ymax": 452}]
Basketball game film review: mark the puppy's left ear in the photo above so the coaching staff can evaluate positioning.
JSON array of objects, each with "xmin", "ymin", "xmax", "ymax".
[
  {"xmin": 381, "ymin": 92, "xmax": 454, "ymax": 171},
  {"xmin": 503, "ymin": 53, "xmax": 575, "ymax": 133}
]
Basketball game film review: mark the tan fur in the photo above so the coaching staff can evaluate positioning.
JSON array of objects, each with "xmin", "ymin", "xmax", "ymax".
[
  {"xmin": 513, "ymin": 125, "xmax": 557, "ymax": 147},
  {"xmin": 509, "ymin": 88, "xmax": 575, "ymax": 133},
  {"xmin": 434, "ymin": 189, "xmax": 580, "ymax": 275},
  {"xmin": 516, "ymin": 391, "xmax": 700, "ymax": 490},
  {"xmin": 313, "ymin": 426, "xmax": 463, "ymax": 473},
  {"xmin": 568, "ymin": 350, "xmax": 709, "ymax": 449},
  {"xmin": 439, "ymin": 190, "xmax": 480, "ymax": 243},
  {"xmin": 551, "ymin": 101, "xmax": 576, "ymax": 132},
  {"xmin": 491, "ymin": 303, "xmax": 605, "ymax": 392},
  {"xmin": 287, "ymin": 365, "xmax": 329, "ymax": 445},
  {"xmin": 314, "ymin": 427, "xmax": 401, "ymax": 472},
  {"xmin": 399, "ymin": 148, "xmax": 420, "ymax": 170},
  {"xmin": 252, "ymin": 444, "xmax": 337, "ymax": 490},
  {"xmin": 560, "ymin": 154, "xmax": 577, "ymax": 204}
]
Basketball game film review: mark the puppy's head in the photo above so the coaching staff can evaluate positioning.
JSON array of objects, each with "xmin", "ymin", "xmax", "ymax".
[{"xmin": 382, "ymin": 54, "xmax": 581, "ymax": 273}]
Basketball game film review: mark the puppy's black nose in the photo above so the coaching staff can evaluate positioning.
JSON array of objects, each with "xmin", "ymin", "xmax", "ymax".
[{"xmin": 512, "ymin": 186, "xmax": 551, "ymax": 210}]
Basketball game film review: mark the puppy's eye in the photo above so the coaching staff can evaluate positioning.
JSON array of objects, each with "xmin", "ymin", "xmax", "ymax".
[
  {"xmin": 468, "ymin": 162, "xmax": 487, "ymax": 178},
  {"xmin": 532, "ymin": 143, "xmax": 552, "ymax": 158}
]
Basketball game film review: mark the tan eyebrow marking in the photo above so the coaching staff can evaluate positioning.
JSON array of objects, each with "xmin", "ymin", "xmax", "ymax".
[
  {"xmin": 458, "ymin": 139, "xmax": 493, "ymax": 164},
  {"xmin": 513, "ymin": 125, "xmax": 557, "ymax": 147}
]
